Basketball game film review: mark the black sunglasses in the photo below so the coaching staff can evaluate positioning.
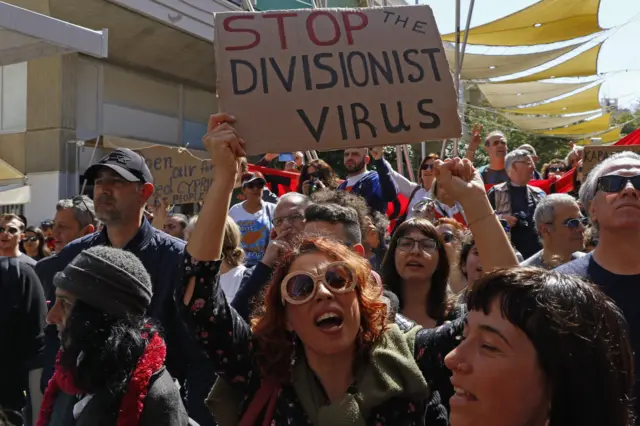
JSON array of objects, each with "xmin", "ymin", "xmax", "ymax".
[
  {"xmin": 597, "ymin": 175, "xmax": 640, "ymax": 193},
  {"xmin": 23, "ymin": 236, "xmax": 38, "ymax": 242},
  {"xmin": 421, "ymin": 163, "xmax": 434, "ymax": 171}
]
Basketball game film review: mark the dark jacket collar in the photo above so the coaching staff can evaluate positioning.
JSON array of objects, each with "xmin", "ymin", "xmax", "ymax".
[{"xmin": 96, "ymin": 217, "xmax": 155, "ymax": 252}]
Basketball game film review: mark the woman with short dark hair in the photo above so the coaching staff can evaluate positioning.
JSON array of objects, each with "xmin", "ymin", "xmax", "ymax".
[{"xmin": 446, "ymin": 267, "xmax": 635, "ymax": 426}]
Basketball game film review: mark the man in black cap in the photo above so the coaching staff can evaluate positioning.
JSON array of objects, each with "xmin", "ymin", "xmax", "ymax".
[{"xmin": 35, "ymin": 148, "xmax": 216, "ymax": 426}]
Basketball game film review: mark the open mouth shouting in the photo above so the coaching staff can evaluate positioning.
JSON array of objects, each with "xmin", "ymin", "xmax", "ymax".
[{"xmin": 314, "ymin": 309, "xmax": 344, "ymax": 334}]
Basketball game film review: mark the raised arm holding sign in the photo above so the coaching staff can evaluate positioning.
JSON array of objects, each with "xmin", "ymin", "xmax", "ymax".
[{"xmin": 214, "ymin": 5, "xmax": 461, "ymax": 155}]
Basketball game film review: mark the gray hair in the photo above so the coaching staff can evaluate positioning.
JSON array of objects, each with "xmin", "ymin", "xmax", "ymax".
[
  {"xmin": 579, "ymin": 151, "xmax": 640, "ymax": 213},
  {"xmin": 565, "ymin": 146, "xmax": 584, "ymax": 162},
  {"xmin": 533, "ymin": 194, "xmax": 579, "ymax": 233},
  {"xmin": 505, "ymin": 149, "xmax": 532, "ymax": 172},
  {"xmin": 278, "ymin": 192, "xmax": 313, "ymax": 210},
  {"xmin": 56, "ymin": 196, "xmax": 97, "ymax": 229}
]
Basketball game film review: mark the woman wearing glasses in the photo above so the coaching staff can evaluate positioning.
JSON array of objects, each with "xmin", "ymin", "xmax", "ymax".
[
  {"xmin": 182, "ymin": 114, "xmax": 521, "ymax": 425},
  {"xmin": 373, "ymin": 150, "xmax": 438, "ymax": 222},
  {"xmin": 183, "ymin": 115, "xmax": 636, "ymax": 426},
  {"xmin": 381, "ymin": 218, "xmax": 459, "ymax": 330},
  {"xmin": 21, "ymin": 226, "xmax": 51, "ymax": 261}
]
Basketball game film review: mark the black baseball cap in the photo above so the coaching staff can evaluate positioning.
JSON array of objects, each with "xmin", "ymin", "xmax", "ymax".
[
  {"xmin": 241, "ymin": 172, "xmax": 266, "ymax": 188},
  {"xmin": 84, "ymin": 148, "xmax": 153, "ymax": 184}
]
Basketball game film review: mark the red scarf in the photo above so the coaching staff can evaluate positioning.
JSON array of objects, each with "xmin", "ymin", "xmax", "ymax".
[{"xmin": 37, "ymin": 332, "xmax": 166, "ymax": 426}]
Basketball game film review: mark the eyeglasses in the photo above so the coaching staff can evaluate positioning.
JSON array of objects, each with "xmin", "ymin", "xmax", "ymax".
[
  {"xmin": 272, "ymin": 213, "xmax": 305, "ymax": 227},
  {"xmin": 0, "ymin": 226, "xmax": 20, "ymax": 235},
  {"xmin": 23, "ymin": 236, "xmax": 38, "ymax": 243},
  {"xmin": 597, "ymin": 175, "xmax": 640, "ymax": 193},
  {"xmin": 396, "ymin": 236, "xmax": 438, "ymax": 253},
  {"xmin": 563, "ymin": 217, "xmax": 589, "ymax": 229},
  {"xmin": 280, "ymin": 262, "xmax": 356, "ymax": 305},
  {"xmin": 440, "ymin": 232, "xmax": 456, "ymax": 243},
  {"xmin": 421, "ymin": 163, "xmax": 434, "ymax": 171},
  {"xmin": 549, "ymin": 166, "xmax": 564, "ymax": 173}
]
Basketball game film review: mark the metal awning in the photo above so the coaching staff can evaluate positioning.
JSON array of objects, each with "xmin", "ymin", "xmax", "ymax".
[{"xmin": 0, "ymin": 1, "xmax": 108, "ymax": 66}]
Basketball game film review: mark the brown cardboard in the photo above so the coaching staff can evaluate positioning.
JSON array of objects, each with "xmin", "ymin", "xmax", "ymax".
[
  {"xmin": 214, "ymin": 5, "xmax": 461, "ymax": 155},
  {"xmin": 583, "ymin": 145, "xmax": 640, "ymax": 175},
  {"xmin": 140, "ymin": 146, "xmax": 214, "ymax": 205}
]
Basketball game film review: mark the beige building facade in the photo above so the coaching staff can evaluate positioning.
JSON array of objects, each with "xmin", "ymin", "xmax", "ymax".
[{"xmin": 0, "ymin": 0, "xmax": 238, "ymax": 224}]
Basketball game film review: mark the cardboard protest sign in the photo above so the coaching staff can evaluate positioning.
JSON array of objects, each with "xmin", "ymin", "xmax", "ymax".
[
  {"xmin": 214, "ymin": 5, "xmax": 461, "ymax": 155},
  {"xmin": 140, "ymin": 146, "xmax": 214, "ymax": 205},
  {"xmin": 583, "ymin": 145, "xmax": 640, "ymax": 175}
]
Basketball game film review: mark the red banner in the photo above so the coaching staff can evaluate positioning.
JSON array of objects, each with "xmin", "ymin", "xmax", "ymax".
[{"xmin": 248, "ymin": 164, "xmax": 576, "ymax": 226}]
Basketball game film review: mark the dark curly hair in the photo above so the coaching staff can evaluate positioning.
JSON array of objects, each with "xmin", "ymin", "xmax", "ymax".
[
  {"xmin": 59, "ymin": 301, "xmax": 161, "ymax": 398},
  {"xmin": 251, "ymin": 237, "xmax": 387, "ymax": 379},
  {"xmin": 296, "ymin": 159, "xmax": 340, "ymax": 193}
]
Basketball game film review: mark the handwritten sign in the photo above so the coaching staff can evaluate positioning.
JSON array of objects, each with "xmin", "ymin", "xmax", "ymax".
[
  {"xmin": 140, "ymin": 146, "xmax": 214, "ymax": 205},
  {"xmin": 214, "ymin": 5, "xmax": 461, "ymax": 155},
  {"xmin": 583, "ymin": 145, "xmax": 640, "ymax": 175}
]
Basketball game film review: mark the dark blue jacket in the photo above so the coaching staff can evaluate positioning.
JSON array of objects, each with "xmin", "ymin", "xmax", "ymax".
[
  {"xmin": 35, "ymin": 218, "xmax": 205, "ymax": 390},
  {"xmin": 337, "ymin": 158, "xmax": 399, "ymax": 214}
]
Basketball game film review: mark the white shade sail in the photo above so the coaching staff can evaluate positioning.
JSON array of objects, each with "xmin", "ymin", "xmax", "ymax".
[
  {"xmin": 0, "ymin": 1, "xmax": 108, "ymax": 66},
  {"xmin": 0, "ymin": 184, "xmax": 30, "ymax": 205},
  {"xmin": 444, "ymin": 43, "xmax": 582, "ymax": 80},
  {"xmin": 478, "ymin": 81, "xmax": 593, "ymax": 108},
  {"xmin": 505, "ymin": 111, "xmax": 602, "ymax": 131}
]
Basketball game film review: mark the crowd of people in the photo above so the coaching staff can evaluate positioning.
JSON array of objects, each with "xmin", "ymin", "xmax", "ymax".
[{"xmin": 1, "ymin": 112, "xmax": 639, "ymax": 426}]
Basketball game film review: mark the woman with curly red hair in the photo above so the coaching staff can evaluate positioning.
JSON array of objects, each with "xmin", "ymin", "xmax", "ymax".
[{"xmin": 179, "ymin": 114, "xmax": 523, "ymax": 426}]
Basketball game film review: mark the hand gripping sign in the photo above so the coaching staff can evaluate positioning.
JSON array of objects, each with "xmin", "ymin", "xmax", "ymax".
[{"xmin": 214, "ymin": 5, "xmax": 462, "ymax": 155}]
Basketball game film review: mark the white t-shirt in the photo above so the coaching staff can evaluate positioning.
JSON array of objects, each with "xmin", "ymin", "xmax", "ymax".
[
  {"xmin": 219, "ymin": 264, "xmax": 248, "ymax": 303},
  {"xmin": 228, "ymin": 201, "xmax": 276, "ymax": 266},
  {"xmin": 344, "ymin": 170, "xmax": 370, "ymax": 192}
]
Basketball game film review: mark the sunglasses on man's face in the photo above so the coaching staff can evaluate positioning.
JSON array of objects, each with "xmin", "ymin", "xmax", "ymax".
[
  {"xmin": 597, "ymin": 174, "xmax": 640, "ymax": 194},
  {"xmin": 0, "ymin": 226, "xmax": 20, "ymax": 235},
  {"xmin": 563, "ymin": 217, "xmax": 589, "ymax": 229},
  {"xmin": 549, "ymin": 166, "xmax": 564, "ymax": 173},
  {"xmin": 280, "ymin": 262, "xmax": 356, "ymax": 305}
]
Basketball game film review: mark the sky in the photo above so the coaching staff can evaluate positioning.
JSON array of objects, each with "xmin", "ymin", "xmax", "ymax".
[{"xmin": 418, "ymin": 0, "xmax": 640, "ymax": 109}]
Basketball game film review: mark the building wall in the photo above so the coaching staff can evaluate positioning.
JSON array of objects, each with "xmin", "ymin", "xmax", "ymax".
[
  {"xmin": 75, "ymin": 56, "xmax": 217, "ymax": 164},
  {"xmin": 0, "ymin": 62, "xmax": 27, "ymax": 132}
]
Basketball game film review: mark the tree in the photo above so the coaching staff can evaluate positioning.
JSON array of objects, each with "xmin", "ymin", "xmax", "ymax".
[
  {"xmin": 458, "ymin": 101, "xmax": 574, "ymax": 169},
  {"xmin": 611, "ymin": 109, "xmax": 640, "ymax": 136}
]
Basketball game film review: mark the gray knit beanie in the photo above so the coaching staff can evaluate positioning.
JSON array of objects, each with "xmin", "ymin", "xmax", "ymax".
[{"xmin": 53, "ymin": 246, "xmax": 153, "ymax": 318}]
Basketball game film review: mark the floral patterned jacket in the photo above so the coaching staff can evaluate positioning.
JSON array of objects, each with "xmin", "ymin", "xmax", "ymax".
[{"xmin": 181, "ymin": 254, "xmax": 462, "ymax": 426}]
